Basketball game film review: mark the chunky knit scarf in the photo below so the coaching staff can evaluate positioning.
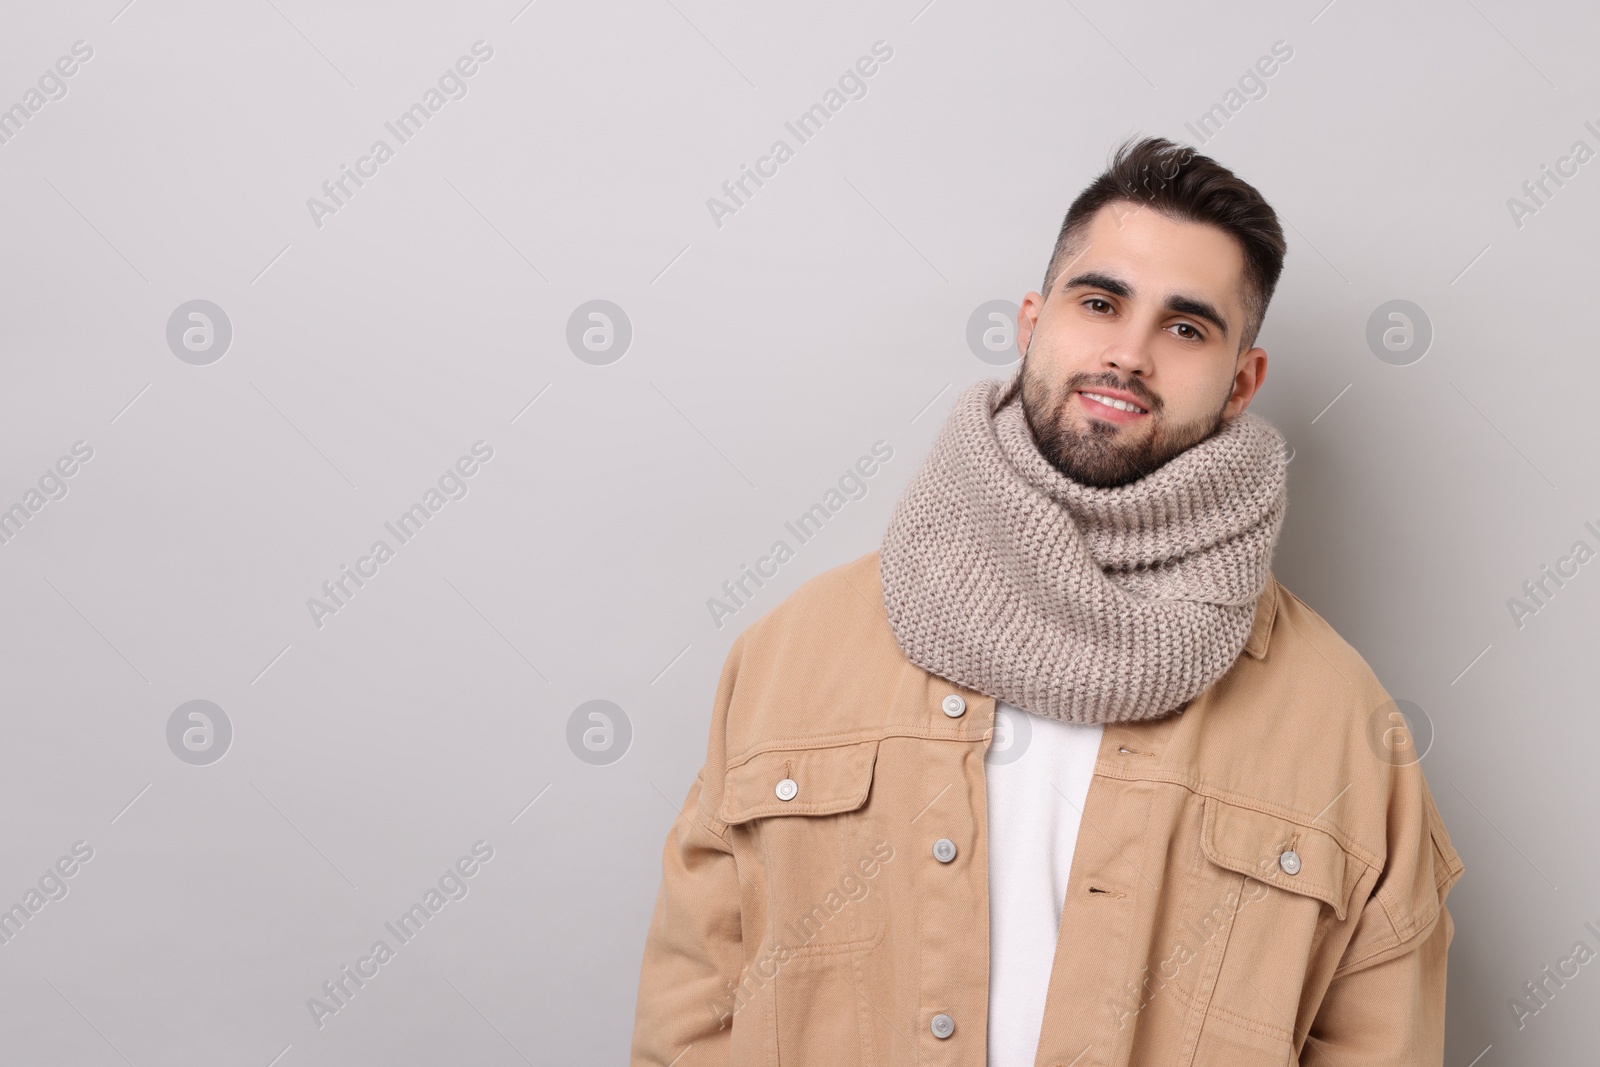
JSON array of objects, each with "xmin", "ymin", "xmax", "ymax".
[{"xmin": 879, "ymin": 374, "xmax": 1289, "ymax": 725}]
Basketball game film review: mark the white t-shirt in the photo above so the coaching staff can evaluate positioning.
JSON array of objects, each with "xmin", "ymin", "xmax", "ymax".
[{"xmin": 985, "ymin": 700, "xmax": 1103, "ymax": 1066}]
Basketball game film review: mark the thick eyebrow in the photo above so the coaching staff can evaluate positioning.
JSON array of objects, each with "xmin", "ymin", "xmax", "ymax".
[{"xmin": 1061, "ymin": 269, "xmax": 1231, "ymax": 341}]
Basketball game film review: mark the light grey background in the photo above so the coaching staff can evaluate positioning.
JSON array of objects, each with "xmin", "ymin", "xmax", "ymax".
[{"xmin": 0, "ymin": 0, "xmax": 1593, "ymax": 1063}]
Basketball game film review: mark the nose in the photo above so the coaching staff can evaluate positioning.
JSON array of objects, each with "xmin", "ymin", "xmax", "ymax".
[{"xmin": 1100, "ymin": 326, "xmax": 1154, "ymax": 379}]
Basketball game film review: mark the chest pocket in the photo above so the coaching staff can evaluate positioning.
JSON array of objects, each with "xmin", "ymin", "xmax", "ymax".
[
  {"xmin": 1187, "ymin": 794, "xmax": 1368, "ymax": 1062},
  {"xmin": 1201, "ymin": 795, "xmax": 1359, "ymax": 921},
  {"xmin": 719, "ymin": 738, "xmax": 889, "ymax": 957}
]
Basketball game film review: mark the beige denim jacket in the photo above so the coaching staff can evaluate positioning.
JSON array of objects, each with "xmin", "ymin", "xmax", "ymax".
[{"xmin": 631, "ymin": 550, "xmax": 1464, "ymax": 1066}]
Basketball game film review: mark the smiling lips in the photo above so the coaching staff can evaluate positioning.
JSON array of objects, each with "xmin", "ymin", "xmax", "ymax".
[{"xmin": 1076, "ymin": 388, "xmax": 1150, "ymax": 422}]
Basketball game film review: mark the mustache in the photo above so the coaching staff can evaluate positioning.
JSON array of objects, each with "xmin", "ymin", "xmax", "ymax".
[{"xmin": 1064, "ymin": 373, "xmax": 1159, "ymax": 412}]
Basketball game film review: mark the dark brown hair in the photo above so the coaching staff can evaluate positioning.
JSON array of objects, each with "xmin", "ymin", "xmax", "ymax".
[{"xmin": 1041, "ymin": 136, "xmax": 1286, "ymax": 353}]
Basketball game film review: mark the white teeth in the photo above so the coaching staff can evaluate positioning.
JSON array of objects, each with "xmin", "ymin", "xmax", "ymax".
[{"xmin": 1082, "ymin": 391, "xmax": 1145, "ymax": 414}]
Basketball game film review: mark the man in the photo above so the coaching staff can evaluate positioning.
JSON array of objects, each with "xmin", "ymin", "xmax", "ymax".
[{"xmin": 631, "ymin": 136, "xmax": 1464, "ymax": 1066}]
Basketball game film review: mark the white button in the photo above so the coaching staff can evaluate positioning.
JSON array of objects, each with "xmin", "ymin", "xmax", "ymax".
[
  {"xmin": 932, "ymin": 838, "xmax": 957, "ymax": 863},
  {"xmin": 1279, "ymin": 848, "xmax": 1301, "ymax": 875},
  {"xmin": 941, "ymin": 694, "xmax": 966, "ymax": 718},
  {"xmin": 775, "ymin": 778, "xmax": 798, "ymax": 802},
  {"xmin": 931, "ymin": 1012, "xmax": 955, "ymax": 1038}
]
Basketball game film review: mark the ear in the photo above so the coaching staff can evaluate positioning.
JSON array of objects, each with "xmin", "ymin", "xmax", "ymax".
[
  {"xmin": 1222, "ymin": 347, "xmax": 1268, "ymax": 418},
  {"xmin": 1016, "ymin": 291, "xmax": 1045, "ymax": 358}
]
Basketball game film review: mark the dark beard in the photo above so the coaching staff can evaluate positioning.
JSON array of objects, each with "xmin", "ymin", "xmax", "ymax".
[{"xmin": 1016, "ymin": 346, "xmax": 1228, "ymax": 489}]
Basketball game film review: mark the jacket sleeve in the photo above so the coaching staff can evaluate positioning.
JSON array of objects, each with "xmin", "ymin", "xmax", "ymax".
[
  {"xmin": 1300, "ymin": 766, "xmax": 1465, "ymax": 1066},
  {"xmin": 630, "ymin": 636, "xmax": 747, "ymax": 1066}
]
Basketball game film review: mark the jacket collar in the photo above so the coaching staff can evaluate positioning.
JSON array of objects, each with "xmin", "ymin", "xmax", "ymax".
[{"xmin": 1242, "ymin": 574, "xmax": 1279, "ymax": 659}]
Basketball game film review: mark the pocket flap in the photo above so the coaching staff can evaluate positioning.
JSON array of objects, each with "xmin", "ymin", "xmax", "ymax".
[
  {"xmin": 720, "ymin": 739, "xmax": 880, "ymax": 825},
  {"xmin": 1202, "ymin": 795, "xmax": 1360, "ymax": 922}
]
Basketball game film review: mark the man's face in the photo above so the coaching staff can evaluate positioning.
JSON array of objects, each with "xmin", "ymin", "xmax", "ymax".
[{"xmin": 1014, "ymin": 201, "xmax": 1268, "ymax": 488}]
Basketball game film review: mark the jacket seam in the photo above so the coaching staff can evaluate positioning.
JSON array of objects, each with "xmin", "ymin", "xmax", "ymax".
[
  {"xmin": 1332, "ymin": 818, "xmax": 1460, "ymax": 972},
  {"xmin": 1377, "ymin": 881, "xmax": 1441, "ymax": 946},
  {"xmin": 724, "ymin": 727, "xmax": 983, "ymax": 767},
  {"xmin": 781, "ymin": 921, "xmax": 889, "ymax": 959},
  {"xmin": 1164, "ymin": 966, "xmax": 1295, "ymax": 1042},
  {"xmin": 725, "ymin": 733, "xmax": 1379, "ymax": 871},
  {"xmin": 1278, "ymin": 587, "xmax": 1361, "ymax": 690},
  {"xmin": 1093, "ymin": 768, "xmax": 1382, "ymax": 871},
  {"xmin": 698, "ymin": 804, "xmax": 733, "ymax": 845},
  {"xmin": 1430, "ymin": 821, "xmax": 1466, "ymax": 889},
  {"xmin": 1331, "ymin": 887, "xmax": 1441, "ymax": 975}
]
